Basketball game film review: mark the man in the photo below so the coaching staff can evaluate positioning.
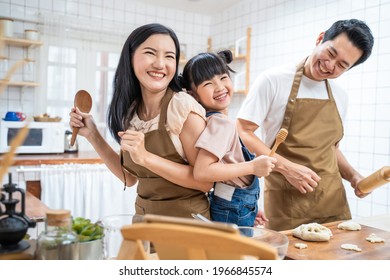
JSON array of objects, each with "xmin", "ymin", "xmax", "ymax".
[{"xmin": 236, "ymin": 19, "xmax": 374, "ymax": 231}]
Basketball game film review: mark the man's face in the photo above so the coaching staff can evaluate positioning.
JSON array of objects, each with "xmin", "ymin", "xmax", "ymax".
[{"xmin": 305, "ymin": 32, "xmax": 363, "ymax": 81}]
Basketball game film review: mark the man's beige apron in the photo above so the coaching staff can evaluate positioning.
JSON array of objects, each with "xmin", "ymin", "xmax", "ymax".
[
  {"xmin": 264, "ymin": 59, "xmax": 351, "ymax": 231},
  {"xmin": 121, "ymin": 89, "xmax": 210, "ymax": 219}
]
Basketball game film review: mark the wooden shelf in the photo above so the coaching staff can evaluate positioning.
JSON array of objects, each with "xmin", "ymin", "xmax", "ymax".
[
  {"xmin": 0, "ymin": 36, "xmax": 43, "ymax": 48},
  {"xmin": 0, "ymin": 80, "xmax": 39, "ymax": 87}
]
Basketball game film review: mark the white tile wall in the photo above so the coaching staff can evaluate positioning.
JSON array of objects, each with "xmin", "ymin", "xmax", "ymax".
[{"xmin": 1, "ymin": 0, "xmax": 389, "ymax": 220}]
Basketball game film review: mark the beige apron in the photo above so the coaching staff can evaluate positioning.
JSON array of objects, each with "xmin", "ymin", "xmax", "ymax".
[
  {"xmin": 121, "ymin": 89, "xmax": 210, "ymax": 219},
  {"xmin": 264, "ymin": 58, "xmax": 351, "ymax": 231}
]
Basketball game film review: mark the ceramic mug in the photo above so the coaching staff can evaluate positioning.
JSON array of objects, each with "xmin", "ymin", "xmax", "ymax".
[{"xmin": 3, "ymin": 111, "xmax": 26, "ymax": 121}]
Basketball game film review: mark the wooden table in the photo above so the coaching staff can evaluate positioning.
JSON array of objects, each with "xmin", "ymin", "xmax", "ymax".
[{"xmin": 281, "ymin": 221, "xmax": 390, "ymax": 260}]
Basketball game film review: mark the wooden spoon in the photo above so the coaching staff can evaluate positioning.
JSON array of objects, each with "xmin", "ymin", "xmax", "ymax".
[
  {"xmin": 269, "ymin": 128, "xmax": 288, "ymax": 156},
  {"xmin": 70, "ymin": 90, "xmax": 92, "ymax": 146}
]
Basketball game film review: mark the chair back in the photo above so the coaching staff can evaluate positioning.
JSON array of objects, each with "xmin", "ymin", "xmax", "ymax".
[{"xmin": 117, "ymin": 214, "xmax": 278, "ymax": 260}]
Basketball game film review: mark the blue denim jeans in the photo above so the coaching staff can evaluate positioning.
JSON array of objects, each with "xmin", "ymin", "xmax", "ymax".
[{"xmin": 209, "ymin": 138, "xmax": 260, "ymax": 227}]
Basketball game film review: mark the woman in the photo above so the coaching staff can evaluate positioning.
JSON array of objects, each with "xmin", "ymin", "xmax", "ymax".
[{"xmin": 70, "ymin": 23, "xmax": 211, "ymax": 219}]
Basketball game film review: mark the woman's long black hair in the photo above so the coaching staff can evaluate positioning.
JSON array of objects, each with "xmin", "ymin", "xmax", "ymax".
[{"xmin": 108, "ymin": 23, "xmax": 182, "ymax": 143}]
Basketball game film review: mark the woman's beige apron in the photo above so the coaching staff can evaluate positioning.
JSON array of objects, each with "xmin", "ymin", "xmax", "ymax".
[
  {"xmin": 264, "ymin": 59, "xmax": 351, "ymax": 231},
  {"xmin": 121, "ymin": 90, "xmax": 210, "ymax": 219}
]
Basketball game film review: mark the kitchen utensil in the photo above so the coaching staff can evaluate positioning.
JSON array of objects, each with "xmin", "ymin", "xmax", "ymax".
[
  {"xmin": 357, "ymin": 166, "xmax": 390, "ymax": 194},
  {"xmin": 238, "ymin": 226, "xmax": 289, "ymax": 260},
  {"xmin": 70, "ymin": 89, "xmax": 92, "ymax": 146},
  {"xmin": 191, "ymin": 213, "xmax": 213, "ymax": 223},
  {"xmin": 269, "ymin": 128, "xmax": 288, "ymax": 156},
  {"xmin": 0, "ymin": 173, "xmax": 36, "ymax": 254},
  {"xmin": 2, "ymin": 111, "xmax": 26, "ymax": 121}
]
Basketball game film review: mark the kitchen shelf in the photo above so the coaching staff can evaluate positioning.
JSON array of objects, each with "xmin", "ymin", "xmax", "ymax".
[
  {"xmin": 0, "ymin": 36, "xmax": 43, "ymax": 48},
  {"xmin": 0, "ymin": 36, "xmax": 42, "ymax": 93},
  {"xmin": 0, "ymin": 80, "xmax": 39, "ymax": 87}
]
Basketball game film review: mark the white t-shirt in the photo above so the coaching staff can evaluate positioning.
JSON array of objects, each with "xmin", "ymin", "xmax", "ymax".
[{"xmin": 237, "ymin": 63, "xmax": 348, "ymax": 147}]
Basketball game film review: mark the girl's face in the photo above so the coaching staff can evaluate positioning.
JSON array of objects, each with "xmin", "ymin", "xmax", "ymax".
[
  {"xmin": 132, "ymin": 34, "xmax": 177, "ymax": 95},
  {"xmin": 193, "ymin": 73, "xmax": 233, "ymax": 113}
]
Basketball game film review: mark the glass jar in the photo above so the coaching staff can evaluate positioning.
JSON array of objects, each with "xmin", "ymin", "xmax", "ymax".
[{"xmin": 35, "ymin": 209, "xmax": 79, "ymax": 260}]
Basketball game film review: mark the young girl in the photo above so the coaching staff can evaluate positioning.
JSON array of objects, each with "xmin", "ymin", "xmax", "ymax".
[
  {"xmin": 70, "ymin": 23, "xmax": 211, "ymax": 219},
  {"xmin": 180, "ymin": 50, "xmax": 277, "ymax": 226}
]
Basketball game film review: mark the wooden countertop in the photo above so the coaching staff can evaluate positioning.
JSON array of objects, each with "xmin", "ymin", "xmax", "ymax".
[
  {"xmin": 0, "ymin": 151, "xmax": 103, "ymax": 166},
  {"xmin": 281, "ymin": 221, "xmax": 390, "ymax": 260}
]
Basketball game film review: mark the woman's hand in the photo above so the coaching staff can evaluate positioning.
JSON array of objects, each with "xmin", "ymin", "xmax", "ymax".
[
  {"xmin": 69, "ymin": 107, "xmax": 97, "ymax": 139},
  {"xmin": 118, "ymin": 130, "xmax": 149, "ymax": 166}
]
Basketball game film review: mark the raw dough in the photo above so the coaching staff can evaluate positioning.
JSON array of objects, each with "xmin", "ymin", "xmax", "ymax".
[
  {"xmin": 337, "ymin": 221, "xmax": 361, "ymax": 231},
  {"xmin": 294, "ymin": 243, "xmax": 308, "ymax": 249},
  {"xmin": 366, "ymin": 233, "xmax": 385, "ymax": 243},
  {"xmin": 292, "ymin": 223, "xmax": 333, "ymax": 242},
  {"xmin": 341, "ymin": 244, "xmax": 362, "ymax": 252}
]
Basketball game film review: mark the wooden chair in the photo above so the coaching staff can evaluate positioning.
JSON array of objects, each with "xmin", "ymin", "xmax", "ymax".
[{"xmin": 116, "ymin": 214, "xmax": 278, "ymax": 260}]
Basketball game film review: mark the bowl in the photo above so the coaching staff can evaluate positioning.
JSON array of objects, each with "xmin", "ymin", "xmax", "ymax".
[{"xmin": 238, "ymin": 226, "xmax": 289, "ymax": 259}]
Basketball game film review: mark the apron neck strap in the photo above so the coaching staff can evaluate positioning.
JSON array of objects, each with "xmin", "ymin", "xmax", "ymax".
[{"xmin": 158, "ymin": 88, "xmax": 174, "ymax": 130}]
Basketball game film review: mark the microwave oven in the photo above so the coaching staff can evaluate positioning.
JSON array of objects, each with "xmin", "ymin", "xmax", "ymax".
[{"xmin": 0, "ymin": 120, "xmax": 65, "ymax": 154}]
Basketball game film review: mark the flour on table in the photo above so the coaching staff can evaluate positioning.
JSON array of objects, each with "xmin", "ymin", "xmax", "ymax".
[
  {"xmin": 294, "ymin": 243, "xmax": 308, "ymax": 249},
  {"xmin": 341, "ymin": 244, "xmax": 362, "ymax": 252},
  {"xmin": 292, "ymin": 223, "xmax": 332, "ymax": 242},
  {"xmin": 366, "ymin": 233, "xmax": 385, "ymax": 243},
  {"xmin": 337, "ymin": 220, "xmax": 361, "ymax": 231}
]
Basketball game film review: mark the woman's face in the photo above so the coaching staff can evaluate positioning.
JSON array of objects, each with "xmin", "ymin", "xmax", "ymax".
[
  {"xmin": 132, "ymin": 34, "xmax": 177, "ymax": 94},
  {"xmin": 305, "ymin": 32, "xmax": 363, "ymax": 81}
]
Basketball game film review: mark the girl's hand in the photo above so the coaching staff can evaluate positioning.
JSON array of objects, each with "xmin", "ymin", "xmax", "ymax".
[
  {"xmin": 252, "ymin": 155, "xmax": 277, "ymax": 178},
  {"xmin": 118, "ymin": 130, "xmax": 149, "ymax": 166}
]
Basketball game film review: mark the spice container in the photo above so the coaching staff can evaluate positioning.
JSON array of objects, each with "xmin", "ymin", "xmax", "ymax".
[{"xmin": 35, "ymin": 209, "xmax": 79, "ymax": 260}]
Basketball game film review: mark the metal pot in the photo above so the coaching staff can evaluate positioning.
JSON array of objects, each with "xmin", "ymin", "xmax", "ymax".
[{"xmin": 64, "ymin": 130, "xmax": 78, "ymax": 153}]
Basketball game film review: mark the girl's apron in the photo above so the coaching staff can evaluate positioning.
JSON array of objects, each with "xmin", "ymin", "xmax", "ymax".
[
  {"xmin": 121, "ymin": 89, "xmax": 210, "ymax": 219},
  {"xmin": 264, "ymin": 59, "xmax": 351, "ymax": 231}
]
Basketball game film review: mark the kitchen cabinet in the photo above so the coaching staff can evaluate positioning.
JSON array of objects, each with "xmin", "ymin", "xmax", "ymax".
[
  {"xmin": 208, "ymin": 27, "xmax": 252, "ymax": 94},
  {"xmin": 0, "ymin": 36, "xmax": 43, "ymax": 93}
]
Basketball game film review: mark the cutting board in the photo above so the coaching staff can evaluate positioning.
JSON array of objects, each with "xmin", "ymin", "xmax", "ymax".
[{"xmin": 281, "ymin": 221, "xmax": 390, "ymax": 260}]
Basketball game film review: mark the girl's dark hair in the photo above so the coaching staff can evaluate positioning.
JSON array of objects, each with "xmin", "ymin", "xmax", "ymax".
[
  {"xmin": 322, "ymin": 19, "xmax": 374, "ymax": 68},
  {"xmin": 107, "ymin": 23, "xmax": 182, "ymax": 143},
  {"xmin": 180, "ymin": 49, "xmax": 235, "ymax": 91}
]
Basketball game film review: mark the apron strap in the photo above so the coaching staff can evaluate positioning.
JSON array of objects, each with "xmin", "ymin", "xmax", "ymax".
[
  {"xmin": 158, "ymin": 89, "xmax": 174, "ymax": 130},
  {"xmin": 281, "ymin": 57, "xmax": 334, "ymax": 130}
]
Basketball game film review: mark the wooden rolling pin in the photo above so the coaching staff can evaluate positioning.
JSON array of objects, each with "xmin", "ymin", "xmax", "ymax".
[{"xmin": 357, "ymin": 166, "xmax": 390, "ymax": 193}]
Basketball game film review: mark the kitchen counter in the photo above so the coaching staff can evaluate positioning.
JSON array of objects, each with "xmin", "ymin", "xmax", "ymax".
[
  {"xmin": 0, "ymin": 151, "xmax": 104, "ymax": 199},
  {"xmin": 0, "ymin": 151, "xmax": 103, "ymax": 166}
]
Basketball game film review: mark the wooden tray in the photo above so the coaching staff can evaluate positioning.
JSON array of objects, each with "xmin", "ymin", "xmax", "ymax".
[{"xmin": 281, "ymin": 221, "xmax": 390, "ymax": 260}]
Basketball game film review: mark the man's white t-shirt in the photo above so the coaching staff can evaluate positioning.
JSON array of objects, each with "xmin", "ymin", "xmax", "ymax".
[{"xmin": 237, "ymin": 63, "xmax": 348, "ymax": 147}]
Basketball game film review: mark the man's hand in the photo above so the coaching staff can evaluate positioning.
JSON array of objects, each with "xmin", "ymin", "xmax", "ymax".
[{"xmin": 280, "ymin": 162, "xmax": 321, "ymax": 194}]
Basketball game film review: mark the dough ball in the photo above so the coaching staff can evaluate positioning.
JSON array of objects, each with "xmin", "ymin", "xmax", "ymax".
[
  {"xmin": 337, "ymin": 221, "xmax": 361, "ymax": 231},
  {"xmin": 292, "ymin": 223, "xmax": 332, "ymax": 242},
  {"xmin": 341, "ymin": 244, "xmax": 362, "ymax": 252},
  {"xmin": 294, "ymin": 243, "xmax": 308, "ymax": 249},
  {"xmin": 366, "ymin": 233, "xmax": 385, "ymax": 243}
]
